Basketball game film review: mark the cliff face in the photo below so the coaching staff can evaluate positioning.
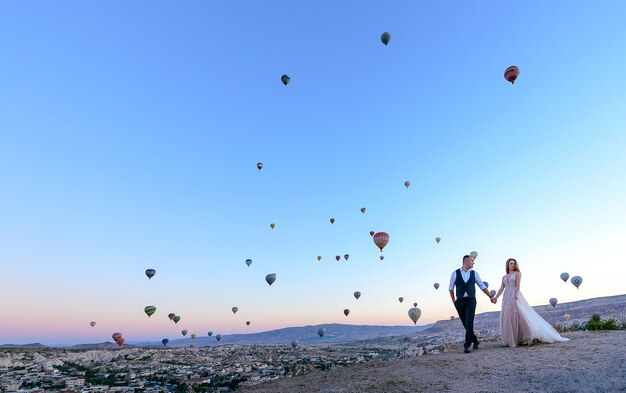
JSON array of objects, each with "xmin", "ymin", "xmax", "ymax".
[{"xmin": 423, "ymin": 294, "xmax": 626, "ymax": 334}]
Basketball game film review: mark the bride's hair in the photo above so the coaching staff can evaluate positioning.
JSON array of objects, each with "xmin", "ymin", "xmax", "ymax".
[{"xmin": 505, "ymin": 258, "xmax": 520, "ymax": 274}]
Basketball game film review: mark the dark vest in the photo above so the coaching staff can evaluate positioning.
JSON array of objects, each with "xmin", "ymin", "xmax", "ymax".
[{"xmin": 455, "ymin": 268, "xmax": 476, "ymax": 299}]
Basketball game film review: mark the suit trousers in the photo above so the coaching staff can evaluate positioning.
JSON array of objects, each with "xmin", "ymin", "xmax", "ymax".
[{"xmin": 454, "ymin": 296, "xmax": 478, "ymax": 347}]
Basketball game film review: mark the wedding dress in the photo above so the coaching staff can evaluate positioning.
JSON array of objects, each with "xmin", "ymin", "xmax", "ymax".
[{"xmin": 500, "ymin": 272, "xmax": 569, "ymax": 347}]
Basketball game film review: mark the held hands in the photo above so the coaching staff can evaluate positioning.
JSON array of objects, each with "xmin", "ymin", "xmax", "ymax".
[{"xmin": 490, "ymin": 296, "xmax": 497, "ymax": 304}]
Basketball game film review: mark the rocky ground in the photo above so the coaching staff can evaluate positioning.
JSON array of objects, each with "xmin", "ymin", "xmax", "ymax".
[{"xmin": 239, "ymin": 331, "xmax": 626, "ymax": 393}]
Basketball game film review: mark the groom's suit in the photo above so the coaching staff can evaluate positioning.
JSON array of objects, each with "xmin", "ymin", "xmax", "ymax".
[{"xmin": 449, "ymin": 268, "xmax": 488, "ymax": 350}]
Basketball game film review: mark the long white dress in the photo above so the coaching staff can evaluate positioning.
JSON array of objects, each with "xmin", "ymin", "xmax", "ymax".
[{"xmin": 500, "ymin": 273, "xmax": 569, "ymax": 347}]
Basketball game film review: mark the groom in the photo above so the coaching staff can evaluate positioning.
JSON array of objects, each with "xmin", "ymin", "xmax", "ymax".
[{"xmin": 449, "ymin": 255, "xmax": 496, "ymax": 353}]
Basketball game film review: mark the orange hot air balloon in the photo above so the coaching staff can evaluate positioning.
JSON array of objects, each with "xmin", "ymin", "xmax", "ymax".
[
  {"xmin": 373, "ymin": 232, "xmax": 389, "ymax": 251},
  {"xmin": 330, "ymin": 217, "xmax": 335, "ymax": 224},
  {"xmin": 504, "ymin": 66, "xmax": 519, "ymax": 84}
]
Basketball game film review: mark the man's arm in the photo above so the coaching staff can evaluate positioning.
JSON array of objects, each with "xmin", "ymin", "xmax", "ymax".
[
  {"xmin": 448, "ymin": 271, "xmax": 457, "ymax": 304},
  {"xmin": 474, "ymin": 271, "xmax": 495, "ymax": 302}
]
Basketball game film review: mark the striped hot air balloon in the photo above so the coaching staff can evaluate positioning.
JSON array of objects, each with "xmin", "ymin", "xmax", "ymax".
[
  {"xmin": 144, "ymin": 306, "xmax": 156, "ymax": 318},
  {"xmin": 373, "ymin": 232, "xmax": 389, "ymax": 251}
]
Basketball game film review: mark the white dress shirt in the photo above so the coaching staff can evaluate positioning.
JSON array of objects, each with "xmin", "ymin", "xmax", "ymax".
[{"xmin": 448, "ymin": 269, "xmax": 487, "ymax": 297}]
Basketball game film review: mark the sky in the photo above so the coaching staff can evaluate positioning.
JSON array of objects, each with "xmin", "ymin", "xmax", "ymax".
[{"xmin": 1, "ymin": 1, "xmax": 625, "ymax": 345}]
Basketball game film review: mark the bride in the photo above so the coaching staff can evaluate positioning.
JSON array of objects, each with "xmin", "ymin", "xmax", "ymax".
[{"xmin": 493, "ymin": 258, "xmax": 569, "ymax": 347}]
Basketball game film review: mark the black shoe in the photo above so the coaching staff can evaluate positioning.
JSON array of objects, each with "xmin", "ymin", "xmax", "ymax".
[
  {"xmin": 463, "ymin": 346, "xmax": 471, "ymax": 353},
  {"xmin": 473, "ymin": 340, "xmax": 480, "ymax": 350}
]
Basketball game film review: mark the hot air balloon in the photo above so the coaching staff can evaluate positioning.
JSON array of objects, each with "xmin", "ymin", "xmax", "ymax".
[
  {"xmin": 291, "ymin": 340, "xmax": 298, "ymax": 348},
  {"xmin": 354, "ymin": 291, "xmax": 361, "ymax": 300},
  {"xmin": 549, "ymin": 298, "xmax": 558, "ymax": 308},
  {"xmin": 330, "ymin": 217, "xmax": 335, "ymax": 224},
  {"xmin": 173, "ymin": 316, "xmax": 181, "ymax": 324},
  {"xmin": 379, "ymin": 255, "xmax": 384, "ymax": 261},
  {"xmin": 560, "ymin": 272, "xmax": 570, "ymax": 283},
  {"xmin": 145, "ymin": 269, "xmax": 156, "ymax": 279},
  {"xmin": 483, "ymin": 281, "xmax": 489, "ymax": 288},
  {"xmin": 490, "ymin": 289, "xmax": 496, "ymax": 297},
  {"xmin": 245, "ymin": 259, "xmax": 252, "ymax": 267},
  {"xmin": 90, "ymin": 321, "xmax": 96, "ymax": 327},
  {"xmin": 369, "ymin": 231, "xmax": 375, "ymax": 237},
  {"xmin": 191, "ymin": 334, "xmax": 196, "ymax": 340},
  {"xmin": 373, "ymin": 232, "xmax": 389, "ymax": 251},
  {"xmin": 343, "ymin": 309, "xmax": 350, "ymax": 317},
  {"xmin": 232, "ymin": 307, "xmax": 239, "ymax": 314},
  {"xmin": 215, "ymin": 334, "xmax": 222, "ymax": 342},
  {"xmin": 265, "ymin": 273, "xmax": 276, "ymax": 286},
  {"xmin": 504, "ymin": 66, "xmax": 520, "ymax": 84},
  {"xmin": 381, "ymin": 32, "xmax": 391, "ymax": 46},
  {"xmin": 270, "ymin": 223, "xmax": 275, "ymax": 229},
  {"xmin": 317, "ymin": 327, "xmax": 326, "ymax": 338},
  {"xmin": 435, "ymin": 237, "xmax": 441, "ymax": 244},
  {"xmin": 257, "ymin": 162, "xmax": 263, "ymax": 170},
  {"xmin": 344, "ymin": 254, "xmax": 349, "ymax": 261},
  {"xmin": 404, "ymin": 180, "xmax": 410, "ymax": 189},
  {"xmin": 336, "ymin": 255, "xmax": 341, "ymax": 261},
  {"xmin": 413, "ymin": 302, "xmax": 418, "ymax": 307},
  {"xmin": 398, "ymin": 297, "xmax": 404, "ymax": 303},
  {"xmin": 361, "ymin": 207, "xmax": 366, "ymax": 214},
  {"xmin": 112, "ymin": 332, "xmax": 122, "ymax": 341},
  {"xmin": 571, "ymin": 276, "xmax": 583, "ymax": 289},
  {"xmin": 246, "ymin": 321, "xmax": 251, "ymax": 326},
  {"xmin": 450, "ymin": 316, "xmax": 456, "ymax": 320},
  {"xmin": 208, "ymin": 331, "xmax": 213, "ymax": 337},
  {"xmin": 433, "ymin": 283, "xmax": 440, "ymax": 290},
  {"xmin": 115, "ymin": 337, "xmax": 125, "ymax": 346},
  {"xmin": 470, "ymin": 251, "xmax": 478, "ymax": 259},
  {"xmin": 317, "ymin": 256, "xmax": 322, "ymax": 261},
  {"xmin": 168, "ymin": 313, "xmax": 175, "ymax": 320},
  {"xmin": 162, "ymin": 339, "xmax": 169, "ymax": 346},
  {"xmin": 144, "ymin": 306, "xmax": 156, "ymax": 318},
  {"xmin": 563, "ymin": 314, "xmax": 571, "ymax": 321},
  {"xmin": 408, "ymin": 307, "xmax": 422, "ymax": 325},
  {"xmin": 181, "ymin": 330, "xmax": 188, "ymax": 336},
  {"xmin": 281, "ymin": 74, "xmax": 291, "ymax": 86}
]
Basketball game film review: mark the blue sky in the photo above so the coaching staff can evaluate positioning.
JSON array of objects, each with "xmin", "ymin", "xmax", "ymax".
[{"xmin": 1, "ymin": 1, "xmax": 625, "ymax": 345}]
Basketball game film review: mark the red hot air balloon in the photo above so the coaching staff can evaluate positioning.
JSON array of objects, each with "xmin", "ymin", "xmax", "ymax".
[
  {"xmin": 373, "ymin": 232, "xmax": 389, "ymax": 251},
  {"xmin": 504, "ymin": 66, "xmax": 520, "ymax": 84},
  {"xmin": 112, "ymin": 332, "xmax": 122, "ymax": 341},
  {"xmin": 330, "ymin": 217, "xmax": 335, "ymax": 224},
  {"xmin": 115, "ymin": 337, "xmax": 125, "ymax": 346}
]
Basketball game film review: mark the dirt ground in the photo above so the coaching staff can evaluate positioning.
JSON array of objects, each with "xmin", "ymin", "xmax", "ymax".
[{"xmin": 239, "ymin": 331, "xmax": 626, "ymax": 393}]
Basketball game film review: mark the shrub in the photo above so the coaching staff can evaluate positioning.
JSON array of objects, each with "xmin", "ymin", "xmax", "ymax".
[{"xmin": 586, "ymin": 315, "xmax": 620, "ymax": 331}]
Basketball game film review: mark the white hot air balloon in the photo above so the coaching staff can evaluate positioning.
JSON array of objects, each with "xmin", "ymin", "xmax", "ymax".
[{"xmin": 470, "ymin": 251, "xmax": 478, "ymax": 259}]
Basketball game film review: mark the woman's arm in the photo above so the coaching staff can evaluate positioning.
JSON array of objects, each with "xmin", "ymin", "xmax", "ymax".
[{"xmin": 495, "ymin": 277, "xmax": 505, "ymax": 300}]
